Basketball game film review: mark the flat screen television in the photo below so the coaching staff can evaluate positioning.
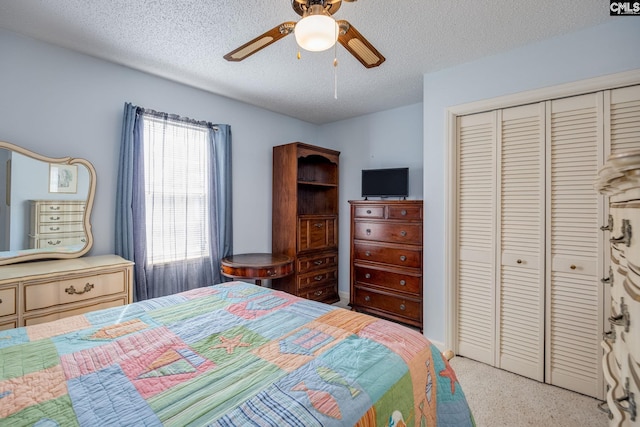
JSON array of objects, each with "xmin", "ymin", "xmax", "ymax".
[{"xmin": 361, "ymin": 167, "xmax": 409, "ymax": 199}]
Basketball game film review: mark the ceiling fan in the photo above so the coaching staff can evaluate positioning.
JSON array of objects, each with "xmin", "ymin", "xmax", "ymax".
[{"xmin": 223, "ymin": 0, "xmax": 385, "ymax": 68}]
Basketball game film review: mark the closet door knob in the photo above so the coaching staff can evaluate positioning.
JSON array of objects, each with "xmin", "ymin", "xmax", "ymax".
[
  {"xmin": 517, "ymin": 259, "xmax": 523, "ymax": 264},
  {"xmin": 570, "ymin": 265, "xmax": 577, "ymax": 270}
]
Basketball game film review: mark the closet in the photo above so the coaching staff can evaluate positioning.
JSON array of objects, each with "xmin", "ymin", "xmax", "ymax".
[{"xmin": 454, "ymin": 84, "xmax": 640, "ymax": 399}]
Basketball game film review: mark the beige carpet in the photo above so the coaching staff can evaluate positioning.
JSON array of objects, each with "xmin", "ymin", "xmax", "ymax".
[{"xmin": 450, "ymin": 356, "xmax": 608, "ymax": 426}]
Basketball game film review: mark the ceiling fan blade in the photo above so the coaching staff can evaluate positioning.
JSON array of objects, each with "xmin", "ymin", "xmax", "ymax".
[
  {"xmin": 224, "ymin": 22, "xmax": 295, "ymax": 62},
  {"xmin": 336, "ymin": 20, "xmax": 385, "ymax": 68}
]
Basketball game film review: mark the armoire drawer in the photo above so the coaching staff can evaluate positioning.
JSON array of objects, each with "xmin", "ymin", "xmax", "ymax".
[
  {"xmin": 297, "ymin": 251, "xmax": 338, "ymax": 274},
  {"xmin": 299, "ymin": 283, "xmax": 338, "ymax": 303},
  {"xmin": 387, "ymin": 204, "xmax": 422, "ymax": 220},
  {"xmin": 353, "ymin": 242, "xmax": 422, "ymax": 268},
  {"xmin": 297, "ymin": 268, "xmax": 338, "ymax": 291},
  {"xmin": 353, "ymin": 286, "xmax": 421, "ymax": 322},
  {"xmin": 354, "ymin": 264, "xmax": 421, "ymax": 295},
  {"xmin": 0, "ymin": 286, "xmax": 17, "ymax": 317},
  {"xmin": 354, "ymin": 222, "xmax": 422, "ymax": 245},
  {"xmin": 297, "ymin": 215, "xmax": 337, "ymax": 252},
  {"xmin": 24, "ymin": 270, "xmax": 127, "ymax": 312}
]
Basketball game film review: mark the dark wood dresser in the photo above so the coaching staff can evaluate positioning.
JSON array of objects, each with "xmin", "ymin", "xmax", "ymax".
[{"xmin": 349, "ymin": 200, "xmax": 423, "ymax": 330}]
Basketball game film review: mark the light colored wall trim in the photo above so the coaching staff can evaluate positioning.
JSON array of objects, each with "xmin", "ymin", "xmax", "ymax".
[{"xmin": 444, "ymin": 69, "xmax": 640, "ymax": 352}]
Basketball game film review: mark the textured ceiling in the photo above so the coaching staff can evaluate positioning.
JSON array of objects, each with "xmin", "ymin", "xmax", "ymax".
[{"xmin": 0, "ymin": 0, "xmax": 613, "ymax": 124}]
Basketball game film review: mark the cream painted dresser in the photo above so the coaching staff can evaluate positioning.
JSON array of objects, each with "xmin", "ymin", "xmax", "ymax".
[
  {"xmin": 29, "ymin": 200, "xmax": 87, "ymax": 249},
  {"xmin": 0, "ymin": 255, "xmax": 133, "ymax": 329},
  {"xmin": 597, "ymin": 150, "xmax": 640, "ymax": 426}
]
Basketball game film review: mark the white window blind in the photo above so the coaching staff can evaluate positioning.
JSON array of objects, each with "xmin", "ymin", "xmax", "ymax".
[{"xmin": 143, "ymin": 115, "xmax": 210, "ymax": 264}]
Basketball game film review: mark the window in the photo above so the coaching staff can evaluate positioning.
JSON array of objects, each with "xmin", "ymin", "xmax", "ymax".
[{"xmin": 142, "ymin": 115, "xmax": 211, "ymax": 264}]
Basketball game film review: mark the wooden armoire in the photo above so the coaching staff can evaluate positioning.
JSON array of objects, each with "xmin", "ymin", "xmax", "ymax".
[
  {"xmin": 454, "ymin": 84, "xmax": 640, "ymax": 400},
  {"xmin": 271, "ymin": 142, "xmax": 340, "ymax": 304}
]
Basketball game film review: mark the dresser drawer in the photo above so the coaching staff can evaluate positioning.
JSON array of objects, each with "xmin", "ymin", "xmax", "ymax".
[
  {"xmin": 35, "ymin": 222, "xmax": 84, "ymax": 235},
  {"xmin": 24, "ymin": 297, "xmax": 127, "ymax": 326},
  {"xmin": 354, "ymin": 222, "xmax": 422, "ymax": 245},
  {"xmin": 353, "ymin": 205, "xmax": 385, "ymax": 219},
  {"xmin": 388, "ymin": 204, "xmax": 422, "ymax": 220},
  {"xmin": 0, "ymin": 287, "xmax": 17, "ymax": 317},
  {"xmin": 298, "ymin": 215, "xmax": 337, "ymax": 252},
  {"xmin": 354, "ymin": 242, "xmax": 422, "ymax": 268},
  {"xmin": 24, "ymin": 270, "xmax": 127, "ymax": 312},
  {"xmin": 297, "ymin": 251, "xmax": 338, "ymax": 274},
  {"xmin": 354, "ymin": 264, "xmax": 421, "ymax": 295},
  {"xmin": 353, "ymin": 286, "xmax": 421, "ymax": 322},
  {"xmin": 37, "ymin": 212, "xmax": 85, "ymax": 224},
  {"xmin": 30, "ymin": 234, "xmax": 87, "ymax": 249},
  {"xmin": 297, "ymin": 268, "xmax": 338, "ymax": 291},
  {"xmin": 36, "ymin": 202, "xmax": 86, "ymax": 213}
]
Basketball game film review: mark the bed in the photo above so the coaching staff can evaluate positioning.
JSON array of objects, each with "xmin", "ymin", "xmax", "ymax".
[{"xmin": 0, "ymin": 281, "xmax": 474, "ymax": 426}]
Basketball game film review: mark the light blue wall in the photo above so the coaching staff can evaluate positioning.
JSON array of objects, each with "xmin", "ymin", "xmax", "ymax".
[
  {"xmin": 0, "ymin": 28, "xmax": 319, "ymax": 258},
  {"xmin": 319, "ymin": 104, "xmax": 424, "ymax": 298},
  {"xmin": 423, "ymin": 20, "xmax": 640, "ymax": 343}
]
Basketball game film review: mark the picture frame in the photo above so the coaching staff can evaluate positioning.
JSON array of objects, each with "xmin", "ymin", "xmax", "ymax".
[{"xmin": 49, "ymin": 163, "xmax": 78, "ymax": 193}]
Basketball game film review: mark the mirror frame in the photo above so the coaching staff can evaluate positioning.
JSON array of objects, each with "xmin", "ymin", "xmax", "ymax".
[{"xmin": 0, "ymin": 141, "xmax": 96, "ymax": 265}]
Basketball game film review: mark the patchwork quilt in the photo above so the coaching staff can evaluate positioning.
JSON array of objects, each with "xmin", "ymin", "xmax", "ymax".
[{"xmin": 0, "ymin": 281, "xmax": 474, "ymax": 426}]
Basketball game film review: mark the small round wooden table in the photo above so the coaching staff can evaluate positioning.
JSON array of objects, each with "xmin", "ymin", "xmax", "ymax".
[{"xmin": 220, "ymin": 253, "xmax": 294, "ymax": 286}]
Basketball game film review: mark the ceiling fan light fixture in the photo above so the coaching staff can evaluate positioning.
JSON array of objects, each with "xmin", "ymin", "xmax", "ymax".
[{"xmin": 294, "ymin": 8, "xmax": 338, "ymax": 52}]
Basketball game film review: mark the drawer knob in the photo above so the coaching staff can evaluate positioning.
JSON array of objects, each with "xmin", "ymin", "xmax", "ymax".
[
  {"xmin": 400, "ymin": 255, "xmax": 406, "ymax": 262},
  {"xmin": 399, "ymin": 304, "xmax": 406, "ymax": 311},
  {"xmin": 600, "ymin": 215, "xmax": 613, "ymax": 231},
  {"xmin": 366, "ymin": 210, "xmax": 372, "ymax": 214},
  {"xmin": 364, "ymin": 295, "xmax": 371, "ymax": 302},
  {"xmin": 517, "ymin": 259, "xmax": 522, "ymax": 264},
  {"xmin": 65, "ymin": 283, "xmax": 95, "ymax": 295},
  {"xmin": 610, "ymin": 219, "xmax": 632, "ymax": 247},
  {"xmin": 570, "ymin": 264, "xmax": 577, "ymax": 270},
  {"xmin": 314, "ymin": 275, "xmax": 323, "ymax": 281},
  {"xmin": 401, "ymin": 210, "xmax": 407, "ymax": 216},
  {"xmin": 366, "ymin": 229, "xmax": 371, "ymax": 235},
  {"xmin": 314, "ymin": 290, "xmax": 324, "ymax": 296},
  {"xmin": 365, "ymin": 273, "xmax": 371, "ymax": 279},
  {"xmin": 400, "ymin": 231, "xmax": 407, "ymax": 237},
  {"xmin": 47, "ymin": 240, "xmax": 62, "ymax": 246},
  {"xmin": 399, "ymin": 280, "xmax": 406, "ymax": 286},
  {"xmin": 365, "ymin": 251, "xmax": 371, "ymax": 257},
  {"xmin": 314, "ymin": 260, "xmax": 323, "ymax": 265}
]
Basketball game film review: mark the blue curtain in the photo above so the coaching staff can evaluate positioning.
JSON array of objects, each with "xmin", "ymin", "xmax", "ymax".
[{"xmin": 115, "ymin": 103, "xmax": 232, "ymax": 301}]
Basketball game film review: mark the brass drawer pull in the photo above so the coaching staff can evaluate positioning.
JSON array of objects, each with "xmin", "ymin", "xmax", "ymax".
[
  {"xmin": 314, "ymin": 275, "xmax": 324, "ymax": 281},
  {"xmin": 365, "ymin": 273, "xmax": 371, "ymax": 279},
  {"xmin": 400, "ymin": 255, "xmax": 406, "ymax": 261},
  {"xmin": 610, "ymin": 219, "xmax": 632, "ymax": 247},
  {"xmin": 399, "ymin": 304, "xmax": 406, "ymax": 311},
  {"xmin": 314, "ymin": 260, "xmax": 323, "ymax": 265},
  {"xmin": 314, "ymin": 290, "xmax": 324, "ymax": 296},
  {"xmin": 314, "ymin": 222, "xmax": 324, "ymax": 228},
  {"xmin": 364, "ymin": 295, "xmax": 371, "ymax": 302},
  {"xmin": 600, "ymin": 215, "xmax": 613, "ymax": 231},
  {"xmin": 65, "ymin": 283, "xmax": 94, "ymax": 295},
  {"xmin": 570, "ymin": 264, "xmax": 577, "ymax": 270},
  {"xmin": 399, "ymin": 280, "xmax": 406, "ymax": 286},
  {"xmin": 47, "ymin": 240, "xmax": 62, "ymax": 246},
  {"xmin": 400, "ymin": 231, "xmax": 407, "ymax": 237}
]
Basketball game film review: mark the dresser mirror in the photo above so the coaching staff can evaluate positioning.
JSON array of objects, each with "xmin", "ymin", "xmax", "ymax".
[{"xmin": 0, "ymin": 141, "xmax": 96, "ymax": 265}]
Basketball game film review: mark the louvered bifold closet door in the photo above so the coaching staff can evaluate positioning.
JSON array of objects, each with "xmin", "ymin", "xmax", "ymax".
[
  {"xmin": 546, "ymin": 93, "xmax": 605, "ymax": 399},
  {"xmin": 456, "ymin": 111, "xmax": 497, "ymax": 365},
  {"xmin": 607, "ymin": 84, "xmax": 640, "ymax": 154},
  {"xmin": 497, "ymin": 103, "xmax": 546, "ymax": 381}
]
